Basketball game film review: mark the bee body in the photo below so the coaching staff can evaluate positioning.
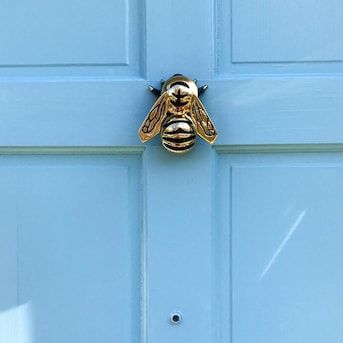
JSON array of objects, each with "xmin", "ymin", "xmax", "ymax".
[
  {"xmin": 138, "ymin": 74, "xmax": 217, "ymax": 154},
  {"xmin": 161, "ymin": 116, "xmax": 196, "ymax": 153}
]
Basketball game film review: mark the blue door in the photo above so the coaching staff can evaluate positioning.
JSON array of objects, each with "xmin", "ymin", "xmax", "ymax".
[{"xmin": 1, "ymin": 1, "xmax": 343, "ymax": 343}]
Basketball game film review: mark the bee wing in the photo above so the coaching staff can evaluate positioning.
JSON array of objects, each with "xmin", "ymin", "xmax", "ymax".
[
  {"xmin": 138, "ymin": 92, "xmax": 169, "ymax": 143},
  {"xmin": 191, "ymin": 95, "xmax": 218, "ymax": 144}
]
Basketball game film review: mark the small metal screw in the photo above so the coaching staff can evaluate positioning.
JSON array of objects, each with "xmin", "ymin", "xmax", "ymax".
[{"xmin": 170, "ymin": 312, "xmax": 182, "ymax": 325}]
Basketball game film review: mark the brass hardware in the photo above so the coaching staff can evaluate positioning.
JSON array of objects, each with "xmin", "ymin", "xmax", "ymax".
[{"xmin": 138, "ymin": 74, "xmax": 218, "ymax": 154}]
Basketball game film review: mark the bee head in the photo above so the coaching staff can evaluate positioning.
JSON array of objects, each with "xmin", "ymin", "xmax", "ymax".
[{"xmin": 161, "ymin": 74, "xmax": 198, "ymax": 96}]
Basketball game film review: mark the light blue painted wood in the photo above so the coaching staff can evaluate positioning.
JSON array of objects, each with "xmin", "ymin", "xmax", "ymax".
[
  {"xmin": 0, "ymin": 176, "xmax": 18, "ymax": 312},
  {"xmin": 0, "ymin": 1, "xmax": 126, "ymax": 65},
  {"xmin": 0, "ymin": 155, "xmax": 142, "ymax": 343},
  {"xmin": 217, "ymin": 0, "xmax": 343, "ymax": 74},
  {"xmin": 216, "ymin": 153, "xmax": 343, "ymax": 342},
  {"xmin": 144, "ymin": 146, "xmax": 215, "ymax": 343},
  {"xmin": 206, "ymin": 78, "xmax": 343, "ymax": 145},
  {"xmin": 1, "ymin": 0, "xmax": 343, "ymax": 342},
  {"xmin": 0, "ymin": 0, "xmax": 143, "ymax": 77},
  {"xmin": 231, "ymin": 0, "xmax": 343, "ymax": 63},
  {"xmin": 0, "ymin": 81, "xmax": 149, "ymax": 146},
  {"xmin": 146, "ymin": 0, "xmax": 213, "ymax": 79},
  {"xmin": 2, "ymin": 78, "xmax": 343, "ymax": 146}
]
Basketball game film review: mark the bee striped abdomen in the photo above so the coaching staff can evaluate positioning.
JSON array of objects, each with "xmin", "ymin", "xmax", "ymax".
[{"xmin": 161, "ymin": 117, "xmax": 196, "ymax": 153}]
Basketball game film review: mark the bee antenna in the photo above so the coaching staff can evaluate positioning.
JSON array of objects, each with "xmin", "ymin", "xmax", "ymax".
[
  {"xmin": 198, "ymin": 84, "xmax": 208, "ymax": 96},
  {"xmin": 148, "ymin": 85, "xmax": 161, "ymax": 97}
]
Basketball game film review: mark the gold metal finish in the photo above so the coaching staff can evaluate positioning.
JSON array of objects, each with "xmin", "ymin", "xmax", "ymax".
[{"xmin": 138, "ymin": 74, "xmax": 217, "ymax": 153}]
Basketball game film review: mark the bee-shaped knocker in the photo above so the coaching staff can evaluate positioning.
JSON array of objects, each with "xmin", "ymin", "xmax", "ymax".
[{"xmin": 138, "ymin": 74, "xmax": 218, "ymax": 153}]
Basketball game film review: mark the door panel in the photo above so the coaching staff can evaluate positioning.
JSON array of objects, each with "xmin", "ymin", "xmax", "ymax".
[
  {"xmin": 0, "ymin": 154, "xmax": 142, "ymax": 343},
  {"xmin": 217, "ymin": 0, "xmax": 343, "ymax": 73},
  {"xmin": 230, "ymin": 0, "xmax": 343, "ymax": 63},
  {"xmin": 0, "ymin": 0, "xmax": 143, "ymax": 77},
  {"xmin": 216, "ymin": 152, "xmax": 343, "ymax": 342},
  {"xmin": 0, "ymin": 0, "xmax": 342, "ymax": 342}
]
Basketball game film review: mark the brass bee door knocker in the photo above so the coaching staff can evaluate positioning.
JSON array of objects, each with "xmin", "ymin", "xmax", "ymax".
[{"xmin": 138, "ymin": 74, "xmax": 218, "ymax": 153}]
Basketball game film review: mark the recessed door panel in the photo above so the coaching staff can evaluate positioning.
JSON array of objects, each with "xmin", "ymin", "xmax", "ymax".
[
  {"xmin": 0, "ymin": 154, "xmax": 142, "ymax": 343},
  {"xmin": 216, "ymin": 153, "xmax": 343, "ymax": 342}
]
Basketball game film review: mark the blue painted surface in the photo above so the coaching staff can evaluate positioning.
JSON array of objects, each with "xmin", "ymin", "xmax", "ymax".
[
  {"xmin": 231, "ymin": 0, "xmax": 343, "ymax": 63},
  {"xmin": 0, "ymin": 0, "xmax": 343, "ymax": 342},
  {"xmin": 0, "ymin": 0, "xmax": 143, "ymax": 77},
  {"xmin": 0, "ymin": 155, "xmax": 142, "ymax": 342},
  {"xmin": 145, "ymin": 147, "xmax": 214, "ymax": 343},
  {"xmin": 216, "ymin": 153, "xmax": 343, "ymax": 342},
  {"xmin": 217, "ymin": 0, "xmax": 343, "ymax": 74}
]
